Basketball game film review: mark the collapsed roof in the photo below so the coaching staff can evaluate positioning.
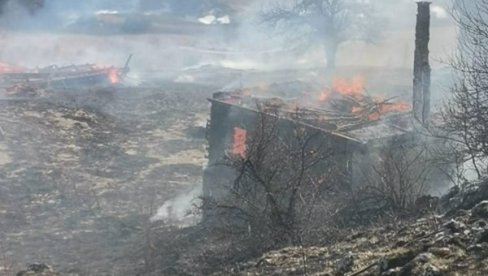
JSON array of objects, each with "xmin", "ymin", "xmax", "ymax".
[{"xmin": 210, "ymin": 88, "xmax": 415, "ymax": 145}]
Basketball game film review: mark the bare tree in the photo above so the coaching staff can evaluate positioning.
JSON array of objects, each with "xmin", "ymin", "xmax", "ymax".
[
  {"xmin": 262, "ymin": 0, "xmax": 379, "ymax": 69},
  {"xmin": 203, "ymin": 104, "xmax": 338, "ymax": 249},
  {"xmin": 360, "ymin": 141, "xmax": 433, "ymax": 214},
  {"xmin": 442, "ymin": 0, "xmax": 488, "ymax": 178}
]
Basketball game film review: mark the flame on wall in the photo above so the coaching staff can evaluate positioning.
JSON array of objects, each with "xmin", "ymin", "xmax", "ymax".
[{"xmin": 232, "ymin": 127, "xmax": 247, "ymax": 158}]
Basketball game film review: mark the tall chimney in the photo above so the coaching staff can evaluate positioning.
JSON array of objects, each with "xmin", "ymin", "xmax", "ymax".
[{"xmin": 413, "ymin": 1, "xmax": 431, "ymax": 126}]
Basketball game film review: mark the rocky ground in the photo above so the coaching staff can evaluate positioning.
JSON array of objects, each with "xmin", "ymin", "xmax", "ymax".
[
  {"xmin": 214, "ymin": 190, "xmax": 488, "ymax": 276},
  {"xmin": 0, "ymin": 83, "xmax": 214, "ymax": 275}
]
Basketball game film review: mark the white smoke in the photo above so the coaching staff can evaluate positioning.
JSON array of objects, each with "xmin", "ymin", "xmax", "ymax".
[
  {"xmin": 150, "ymin": 185, "xmax": 202, "ymax": 227},
  {"xmin": 431, "ymin": 5, "xmax": 448, "ymax": 19}
]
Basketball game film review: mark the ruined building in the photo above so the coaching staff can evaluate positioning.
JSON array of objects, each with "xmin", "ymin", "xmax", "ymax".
[
  {"xmin": 0, "ymin": 55, "xmax": 132, "ymax": 91},
  {"xmin": 203, "ymin": 2, "xmax": 439, "ymax": 208}
]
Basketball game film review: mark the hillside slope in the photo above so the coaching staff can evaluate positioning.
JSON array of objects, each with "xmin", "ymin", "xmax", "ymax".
[{"xmin": 215, "ymin": 192, "xmax": 488, "ymax": 275}]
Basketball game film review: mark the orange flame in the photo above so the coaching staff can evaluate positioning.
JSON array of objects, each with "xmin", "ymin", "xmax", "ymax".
[
  {"xmin": 0, "ymin": 63, "xmax": 25, "ymax": 74},
  {"xmin": 107, "ymin": 68, "xmax": 120, "ymax": 84},
  {"xmin": 365, "ymin": 101, "xmax": 411, "ymax": 120},
  {"xmin": 232, "ymin": 127, "xmax": 247, "ymax": 158},
  {"xmin": 351, "ymin": 106, "xmax": 362, "ymax": 113},
  {"xmin": 94, "ymin": 64, "xmax": 121, "ymax": 84},
  {"xmin": 368, "ymin": 113, "xmax": 381, "ymax": 121},
  {"xmin": 332, "ymin": 75, "xmax": 365, "ymax": 97},
  {"xmin": 378, "ymin": 101, "xmax": 411, "ymax": 114},
  {"xmin": 319, "ymin": 91, "xmax": 330, "ymax": 101},
  {"xmin": 317, "ymin": 75, "xmax": 411, "ymax": 120},
  {"xmin": 318, "ymin": 75, "xmax": 365, "ymax": 102}
]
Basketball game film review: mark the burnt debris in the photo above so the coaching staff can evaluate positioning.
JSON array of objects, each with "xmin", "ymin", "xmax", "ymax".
[{"xmin": 0, "ymin": 55, "xmax": 132, "ymax": 92}]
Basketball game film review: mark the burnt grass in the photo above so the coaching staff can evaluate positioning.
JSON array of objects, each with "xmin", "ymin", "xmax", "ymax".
[{"xmin": 0, "ymin": 83, "xmax": 214, "ymax": 275}]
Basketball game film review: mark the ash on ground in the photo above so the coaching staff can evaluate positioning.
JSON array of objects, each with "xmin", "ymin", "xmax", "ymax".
[{"xmin": 0, "ymin": 84, "xmax": 212, "ymax": 275}]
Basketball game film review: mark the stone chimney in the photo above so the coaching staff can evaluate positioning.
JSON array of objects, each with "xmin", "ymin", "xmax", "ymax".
[{"xmin": 413, "ymin": 1, "xmax": 431, "ymax": 126}]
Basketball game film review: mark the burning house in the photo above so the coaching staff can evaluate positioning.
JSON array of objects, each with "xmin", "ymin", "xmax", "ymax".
[
  {"xmin": 203, "ymin": 80, "xmax": 418, "ymax": 200},
  {"xmin": 202, "ymin": 2, "xmax": 440, "ymax": 210}
]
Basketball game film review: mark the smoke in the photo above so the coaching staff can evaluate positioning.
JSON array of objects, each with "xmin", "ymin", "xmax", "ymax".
[
  {"xmin": 178, "ymin": 0, "xmax": 457, "ymax": 73},
  {"xmin": 0, "ymin": 0, "xmax": 462, "ymax": 142},
  {"xmin": 0, "ymin": 0, "xmax": 460, "ymax": 103},
  {"xmin": 432, "ymin": 5, "xmax": 448, "ymax": 19},
  {"xmin": 150, "ymin": 185, "xmax": 202, "ymax": 227}
]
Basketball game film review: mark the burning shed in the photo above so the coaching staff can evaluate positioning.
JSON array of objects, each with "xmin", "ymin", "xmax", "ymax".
[
  {"xmin": 203, "ymin": 80, "xmax": 418, "ymax": 200},
  {"xmin": 203, "ymin": 2, "xmax": 438, "ymax": 213}
]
